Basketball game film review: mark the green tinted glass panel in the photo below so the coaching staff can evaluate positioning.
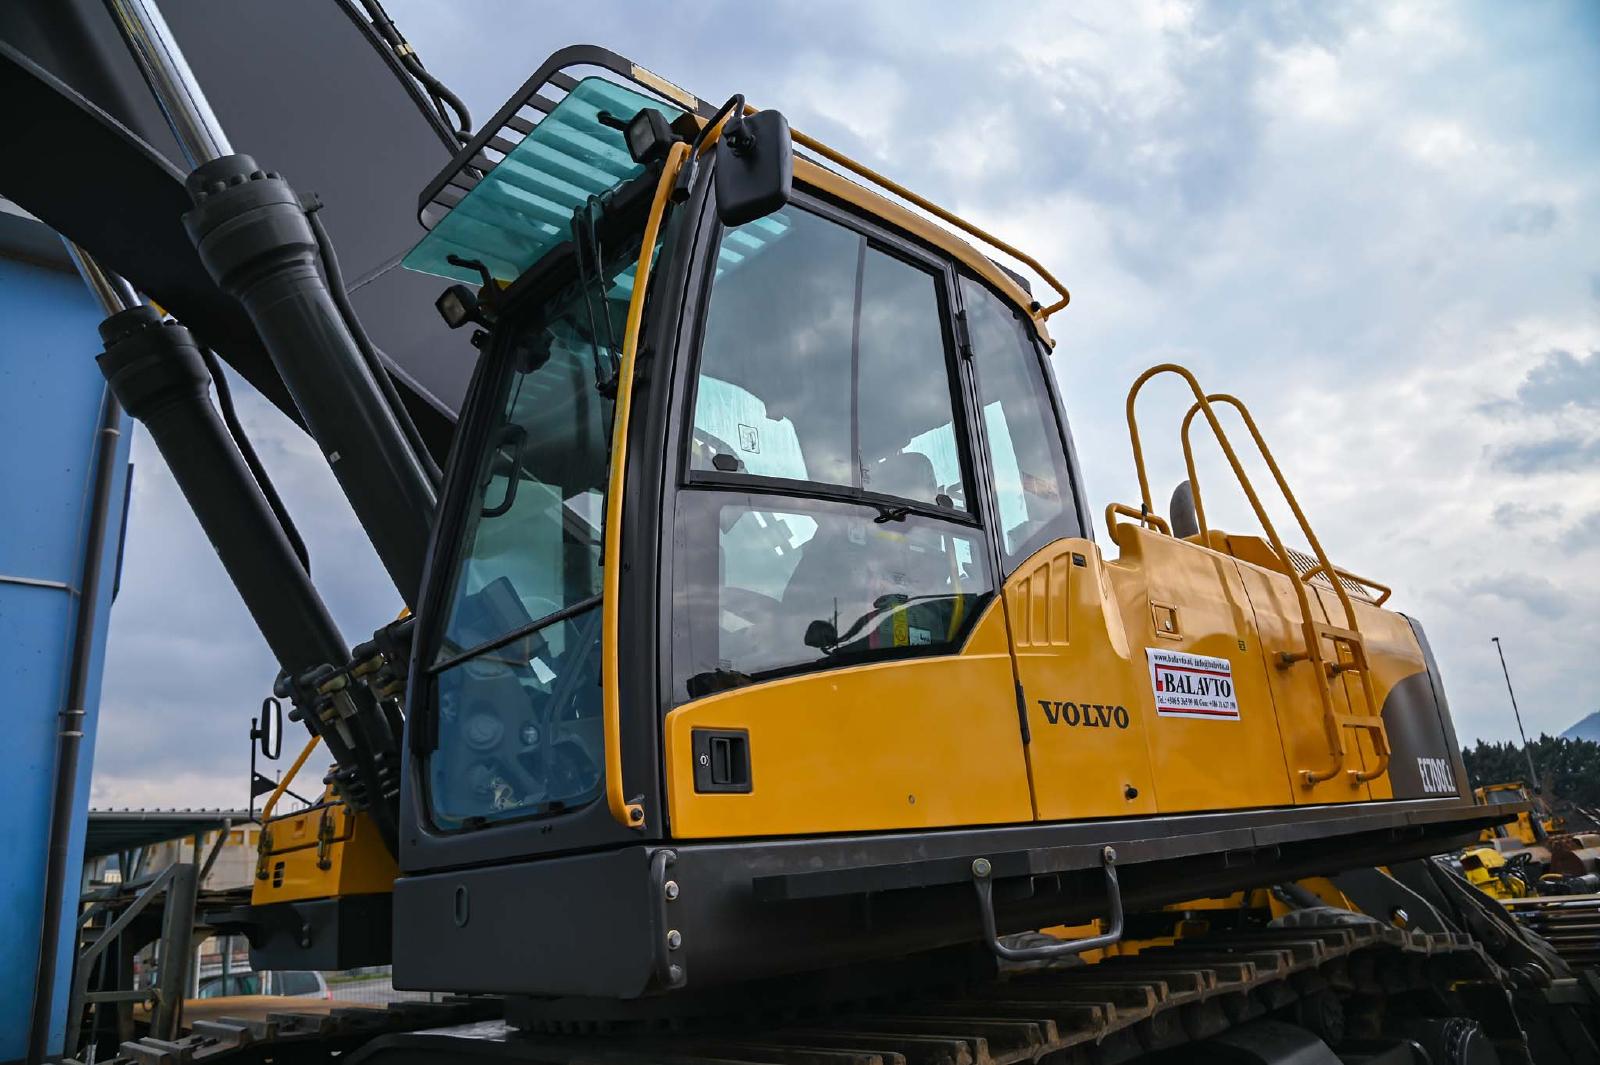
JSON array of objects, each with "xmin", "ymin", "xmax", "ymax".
[{"xmin": 403, "ymin": 77, "xmax": 681, "ymax": 284}]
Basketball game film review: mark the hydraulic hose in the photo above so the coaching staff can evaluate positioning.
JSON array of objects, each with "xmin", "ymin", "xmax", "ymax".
[
  {"xmin": 27, "ymin": 388, "xmax": 122, "ymax": 1065},
  {"xmin": 201, "ymin": 348, "xmax": 310, "ymax": 573},
  {"xmin": 356, "ymin": 0, "xmax": 472, "ymax": 140},
  {"xmin": 306, "ymin": 208, "xmax": 442, "ymax": 488}
]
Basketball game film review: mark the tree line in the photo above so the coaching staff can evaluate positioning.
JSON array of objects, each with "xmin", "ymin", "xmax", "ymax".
[{"xmin": 1462, "ymin": 734, "xmax": 1600, "ymax": 811}]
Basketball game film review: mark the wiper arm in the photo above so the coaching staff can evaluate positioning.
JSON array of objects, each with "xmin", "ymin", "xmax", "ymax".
[{"xmin": 570, "ymin": 195, "xmax": 621, "ymax": 397}]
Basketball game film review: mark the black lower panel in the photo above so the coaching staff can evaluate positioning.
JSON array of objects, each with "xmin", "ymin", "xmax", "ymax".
[
  {"xmin": 214, "ymin": 893, "xmax": 393, "ymax": 972},
  {"xmin": 392, "ymin": 797, "xmax": 1519, "ymax": 1003},
  {"xmin": 392, "ymin": 846, "xmax": 662, "ymax": 999}
]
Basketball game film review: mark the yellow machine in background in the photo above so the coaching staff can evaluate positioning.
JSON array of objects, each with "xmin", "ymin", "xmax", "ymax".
[
  {"xmin": 1477, "ymin": 780, "xmax": 1560, "ymax": 847},
  {"xmin": 1461, "ymin": 845, "xmax": 1535, "ymax": 900},
  {"xmin": 252, "ymin": 737, "xmax": 396, "ymax": 906}
]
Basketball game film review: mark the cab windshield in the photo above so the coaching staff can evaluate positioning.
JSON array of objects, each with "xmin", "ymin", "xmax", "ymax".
[{"xmin": 425, "ymin": 202, "xmax": 646, "ymax": 829}]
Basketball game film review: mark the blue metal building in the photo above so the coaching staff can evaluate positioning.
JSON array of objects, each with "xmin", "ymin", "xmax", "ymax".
[{"xmin": 0, "ymin": 202, "xmax": 134, "ymax": 1062}]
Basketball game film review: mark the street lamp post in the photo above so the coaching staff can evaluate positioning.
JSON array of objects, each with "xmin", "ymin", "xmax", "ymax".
[{"xmin": 1492, "ymin": 636, "xmax": 1541, "ymax": 794}]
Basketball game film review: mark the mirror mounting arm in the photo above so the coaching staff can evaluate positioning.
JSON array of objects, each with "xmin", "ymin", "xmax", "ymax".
[{"xmin": 676, "ymin": 93, "xmax": 745, "ymax": 201}]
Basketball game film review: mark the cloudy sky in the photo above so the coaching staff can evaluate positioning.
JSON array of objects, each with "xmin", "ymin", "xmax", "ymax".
[{"xmin": 91, "ymin": 0, "xmax": 1600, "ymax": 806}]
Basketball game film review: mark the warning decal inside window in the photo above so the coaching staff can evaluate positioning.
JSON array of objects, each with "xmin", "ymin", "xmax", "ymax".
[{"xmin": 1146, "ymin": 648, "xmax": 1240, "ymax": 720}]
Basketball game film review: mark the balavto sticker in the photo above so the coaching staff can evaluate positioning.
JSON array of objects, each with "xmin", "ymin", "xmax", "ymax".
[{"xmin": 1147, "ymin": 648, "xmax": 1240, "ymax": 720}]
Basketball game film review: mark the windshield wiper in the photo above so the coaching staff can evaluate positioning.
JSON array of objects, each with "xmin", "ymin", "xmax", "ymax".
[{"xmin": 571, "ymin": 194, "xmax": 621, "ymax": 398}]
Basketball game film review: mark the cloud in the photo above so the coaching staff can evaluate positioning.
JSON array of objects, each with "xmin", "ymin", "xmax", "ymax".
[
  {"xmin": 1495, "ymin": 200, "xmax": 1559, "ymax": 237},
  {"xmin": 1458, "ymin": 573, "xmax": 1574, "ymax": 619},
  {"xmin": 90, "ymin": 770, "xmax": 253, "ymax": 811},
  {"xmin": 1490, "ymin": 434, "xmax": 1600, "ymax": 474},
  {"xmin": 1491, "ymin": 501, "xmax": 1563, "ymax": 527},
  {"xmin": 1569, "ymin": 510, "xmax": 1600, "ymax": 551},
  {"xmin": 1513, "ymin": 348, "xmax": 1600, "ymax": 411},
  {"xmin": 1491, "ymin": 201, "xmax": 1555, "ymax": 236}
]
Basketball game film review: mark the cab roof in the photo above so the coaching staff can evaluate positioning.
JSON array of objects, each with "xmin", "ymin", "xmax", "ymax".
[{"xmin": 405, "ymin": 44, "xmax": 1064, "ymax": 342}]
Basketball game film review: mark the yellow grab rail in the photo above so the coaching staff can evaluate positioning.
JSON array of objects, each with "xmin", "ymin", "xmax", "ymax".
[
  {"xmin": 260, "ymin": 733, "xmax": 322, "ymax": 823},
  {"xmin": 696, "ymin": 104, "xmax": 1073, "ymax": 320},
  {"xmin": 600, "ymin": 140, "xmax": 688, "ymax": 830},
  {"xmin": 1299, "ymin": 562, "xmax": 1392, "ymax": 607},
  {"xmin": 1104, "ymin": 502, "xmax": 1171, "ymax": 537},
  {"xmin": 786, "ymin": 130, "xmax": 1072, "ymax": 321},
  {"xmin": 256, "ymin": 733, "xmax": 322, "ymax": 878},
  {"xmin": 1124, "ymin": 367, "xmax": 1388, "ymax": 788}
]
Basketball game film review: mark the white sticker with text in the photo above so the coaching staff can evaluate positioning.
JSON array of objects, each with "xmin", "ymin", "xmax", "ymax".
[{"xmin": 1147, "ymin": 648, "xmax": 1240, "ymax": 720}]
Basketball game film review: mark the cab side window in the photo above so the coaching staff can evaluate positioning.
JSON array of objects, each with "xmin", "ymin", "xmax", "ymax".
[{"xmin": 961, "ymin": 277, "xmax": 1078, "ymax": 570}]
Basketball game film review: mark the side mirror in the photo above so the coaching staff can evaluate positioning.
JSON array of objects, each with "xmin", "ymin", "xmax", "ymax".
[
  {"xmin": 254, "ymin": 697, "xmax": 283, "ymax": 761},
  {"xmin": 713, "ymin": 109, "xmax": 793, "ymax": 228}
]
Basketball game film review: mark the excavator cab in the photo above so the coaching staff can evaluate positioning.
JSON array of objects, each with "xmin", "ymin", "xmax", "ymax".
[{"xmin": 373, "ymin": 48, "xmax": 1487, "ymax": 1006}]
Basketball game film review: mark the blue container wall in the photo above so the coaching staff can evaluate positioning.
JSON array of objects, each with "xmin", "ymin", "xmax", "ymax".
[{"xmin": 0, "ymin": 251, "xmax": 132, "ymax": 1061}]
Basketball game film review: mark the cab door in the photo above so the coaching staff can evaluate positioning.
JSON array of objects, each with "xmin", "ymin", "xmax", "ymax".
[{"xmin": 659, "ymin": 194, "xmax": 1033, "ymax": 839}]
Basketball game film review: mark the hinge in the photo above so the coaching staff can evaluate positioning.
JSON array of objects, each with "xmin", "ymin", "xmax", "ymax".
[
  {"xmin": 1014, "ymin": 682, "xmax": 1031, "ymax": 745},
  {"xmin": 953, "ymin": 309, "xmax": 973, "ymax": 359}
]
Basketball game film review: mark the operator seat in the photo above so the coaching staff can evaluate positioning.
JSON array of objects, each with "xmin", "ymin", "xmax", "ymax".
[{"xmin": 780, "ymin": 451, "xmax": 940, "ymax": 654}]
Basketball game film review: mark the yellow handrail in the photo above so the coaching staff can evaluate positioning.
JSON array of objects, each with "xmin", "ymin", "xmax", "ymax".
[
  {"xmin": 694, "ymin": 105, "xmax": 1072, "ymax": 321},
  {"xmin": 1299, "ymin": 562, "xmax": 1392, "ymax": 607},
  {"xmin": 260, "ymin": 734, "xmax": 322, "ymax": 824},
  {"xmin": 1175, "ymin": 393, "xmax": 1388, "ymax": 785},
  {"xmin": 1104, "ymin": 502, "xmax": 1171, "ymax": 537},
  {"xmin": 787, "ymin": 131, "xmax": 1071, "ymax": 320},
  {"xmin": 256, "ymin": 733, "xmax": 323, "ymax": 878},
  {"xmin": 600, "ymin": 140, "xmax": 688, "ymax": 830}
]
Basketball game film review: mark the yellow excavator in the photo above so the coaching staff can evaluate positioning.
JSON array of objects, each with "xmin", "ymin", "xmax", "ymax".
[{"xmin": 12, "ymin": 10, "xmax": 1599, "ymax": 1061}]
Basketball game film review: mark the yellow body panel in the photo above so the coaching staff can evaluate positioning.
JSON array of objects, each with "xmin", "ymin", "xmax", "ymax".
[
  {"xmin": 1461, "ymin": 845, "xmax": 1532, "ymax": 899},
  {"xmin": 251, "ymin": 803, "xmax": 397, "ymax": 906},
  {"xmin": 1226, "ymin": 551, "xmax": 1375, "ymax": 804},
  {"xmin": 1475, "ymin": 783, "xmax": 1552, "ymax": 844},
  {"xmin": 1101, "ymin": 527, "xmax": 1295, "ymax": 813},
  {"xmin": 1005, "ymin": 540, "xmax": 1155, "ymax": 821},
  {"xmin": 663, "ymin": 604, "xmax": 1034, "ymax": 838}
]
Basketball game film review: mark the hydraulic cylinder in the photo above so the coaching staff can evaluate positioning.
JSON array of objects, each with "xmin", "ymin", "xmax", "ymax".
[{"xmin": 182, "ymin": 154, "xmax": 436, "ymax": 606}]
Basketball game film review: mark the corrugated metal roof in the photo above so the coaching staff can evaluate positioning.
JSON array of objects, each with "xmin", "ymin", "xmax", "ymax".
[{"xmin": 85, "ymin": 808, "xmax": 251, "ymax": 858}]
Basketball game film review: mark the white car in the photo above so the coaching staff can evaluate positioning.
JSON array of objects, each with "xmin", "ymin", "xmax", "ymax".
[{"xmin": 194, "ymin": 969, "xmax": 330, "ymax": 999}]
